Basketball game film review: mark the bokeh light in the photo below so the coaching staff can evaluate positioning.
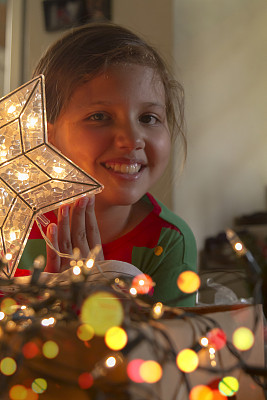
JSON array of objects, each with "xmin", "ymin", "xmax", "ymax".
[
  {"xmin": 104, "ymin": 326, "xmax": 128, "ymax": 351},
  {"xmin": 0, "ymin": 297, "xmax": 17, "ymax": 315},
  {"xmin": 32, "ymin": 378, "xmax": 47, "ymax": 394},
  {"xmin": 24, "ymin": 389, "xmax": 39, "ymax": 400},
  {"xmin": 139, "ymin": 360, "xmax": 162, "ymax": 383},
  {"xmin": 177, "ymin": 271, "xmax": 200, "ymax": 294},
  {"xmin": 105, "ymin": 356, "xmax": 117, "ymax": 368},
  {"xmin": 77, "ymin": 324, "xmax": 94, "ymax": 342},
  {"xmin": 0, "ymin": 357, "xmax": 17, "ymax": 375},
  {"xmin": 207, "ymin": 328, "xmax": 227, "ymax": 350},
  {"xmin": 131, "ymin": 274, "xmax": 153, "ymax": 294},
  {"xmin": 189, "ymin": 385, "xmax": 213, "ymax": 400},
  {"xmin": 176, "ymin": 349, "xmax": 199, "ymax": 373},
  {"xmin": 78, "ymin": 372, "xmax": 94, "ymax": 389},
  {"xmin": 218, "ymin": 376, "xmax": 239, "ymax": 397},
  {"xmin": 127, "ymin": 359, "xmax": 145, "ymax": 383},
  {"xmin": 42, "ymin": 340, "xmax": 59, "ymax": 359},
  {"xmin": 9, "ymin": 385, "xmax": 28, "ymax": 400},
  {"xmin": 22, "ymin": 342, "xmax": 40, "ymax": 359},
  {"xmin": 232, "ymin": 327, "xmax": 254, "ymax": 351},
  {"xmin": 81, "ymin": 291, "xmax": 124, "ymax": 336}
]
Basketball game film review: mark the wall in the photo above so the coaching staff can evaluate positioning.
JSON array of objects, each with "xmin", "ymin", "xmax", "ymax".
[{"xmin": 173, "ymin": 0, "xmax": 267, "ymax": 251}]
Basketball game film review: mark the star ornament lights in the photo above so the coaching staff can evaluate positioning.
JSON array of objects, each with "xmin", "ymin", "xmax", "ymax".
[{"xmin": 0, "ymin": 75, "xmax": 103, "ymax": 278}]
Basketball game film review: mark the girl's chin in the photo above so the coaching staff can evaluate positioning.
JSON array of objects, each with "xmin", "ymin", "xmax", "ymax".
[{"xmin": 96, "ymin": 191, "xmax": 145, "ymax": 207}]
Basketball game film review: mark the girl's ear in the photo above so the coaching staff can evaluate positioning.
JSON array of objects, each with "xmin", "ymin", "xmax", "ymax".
[{"xmin": 47, "ymin": 122, "xmax": 56, "ymax": 145}]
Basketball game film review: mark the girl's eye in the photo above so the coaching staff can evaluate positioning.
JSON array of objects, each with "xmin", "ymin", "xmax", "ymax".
[
  {"xmin": 139, "ymin": 114, "xmax": 159, "ymax": 125},
  {"xmin": 88, "ymin": 113, "xmax": 109, "ymax": 121}
]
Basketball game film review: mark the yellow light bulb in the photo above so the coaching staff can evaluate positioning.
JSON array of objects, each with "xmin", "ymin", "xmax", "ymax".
[
  {"xmin": 86, "ymin": 258, "xmax": 94, "ymax": 269},
  {"xmin": 176, "ymin": 349, "xmax": 199, "ymax": 373},
  {"xmin": 139, "ymin": 360, "xmax": 162, "ymax": 383},
  {"xmin": 73, "ymin": 265, "xmax": 81, "ymax": 275},
  {"xmin": 17, "ymin": 172, "xmax": 29, "ymax": 181},
  {"xmin": 232, "ymin": 327, "xmax": 254, "ymax": 351},
  {"xmin": 27, "ymin": 116, "xmax": 38, "ymax": 129},
  {"xmin": 105, "ymin": 326, "xmax": 128, "ymax": 351},
  {"xmin": 5, "ymin": 253, "xmax": 13, "ymax": 261},
  {"xmin": 7, "ymin": 105, "xmax": 16, "ymax": 114}
]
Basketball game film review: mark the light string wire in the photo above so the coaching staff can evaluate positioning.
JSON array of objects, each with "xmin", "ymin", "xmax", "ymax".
[{"xmin": 0, "ymin": 269, "xmax": 265, "ymax": 398}]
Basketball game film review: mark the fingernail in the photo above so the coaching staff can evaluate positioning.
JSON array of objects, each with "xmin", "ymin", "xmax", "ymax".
[
  {"xmin": 79, "ymin": 196, "xmax": 89, "ymax": 208},
  {"xmin": 49, "ymin": 224, "xmax": 56, "ymax": 235},
  {"xmin": 61, "ymin": 205, "xmax": 69, "ymax": 217}
]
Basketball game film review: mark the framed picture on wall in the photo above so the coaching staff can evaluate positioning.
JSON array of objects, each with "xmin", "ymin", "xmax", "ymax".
[{"xmin": 43, "ymin": 0, "xmax": 112, "ymax": 32}]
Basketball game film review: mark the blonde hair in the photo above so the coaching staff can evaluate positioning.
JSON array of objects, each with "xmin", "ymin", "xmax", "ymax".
[{"xmin": 33, "ymin": 22, "xmax": 186, "ymax": 156}]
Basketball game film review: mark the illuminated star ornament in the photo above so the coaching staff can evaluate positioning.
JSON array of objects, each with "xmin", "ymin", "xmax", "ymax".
[{"xmin": 0, "ymin": 75, "xmax": 103, "ymax": 278}]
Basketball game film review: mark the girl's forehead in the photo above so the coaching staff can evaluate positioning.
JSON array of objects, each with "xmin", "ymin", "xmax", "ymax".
[{"xmin": 75, "ymin": 64, "xmax": 166, "ymax": 100}]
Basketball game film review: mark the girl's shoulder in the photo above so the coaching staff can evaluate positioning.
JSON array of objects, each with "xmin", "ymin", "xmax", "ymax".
[{"xmin": 143, "ymin": 193, "xmax": 195, "ymax": 241}]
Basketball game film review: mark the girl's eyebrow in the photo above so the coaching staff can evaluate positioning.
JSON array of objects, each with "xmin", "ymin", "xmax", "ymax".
[{"xmin": 86, "ymin": 101, "xmax": 166, "ymax": 109}]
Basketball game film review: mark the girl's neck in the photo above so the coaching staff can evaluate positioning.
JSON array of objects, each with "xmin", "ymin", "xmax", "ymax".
[{"xmin": 95, "ymin": 198, "xmax": 152, "ymax": 244}]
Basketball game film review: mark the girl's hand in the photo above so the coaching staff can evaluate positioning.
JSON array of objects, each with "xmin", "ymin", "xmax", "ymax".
[{"xmin": 45, "ymin": 195, "xmax": 104, "ymax": 272}]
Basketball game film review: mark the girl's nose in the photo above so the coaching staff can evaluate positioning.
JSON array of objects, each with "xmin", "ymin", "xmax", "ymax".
[{"xmin": 114, "ymin": 120, "xmax": 145, "ymax": 151}]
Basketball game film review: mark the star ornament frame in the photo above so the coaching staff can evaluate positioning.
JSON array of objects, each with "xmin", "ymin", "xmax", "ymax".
[{"xmin": 0, "ymin": 75, "xmax": 103, "ymax": 278}]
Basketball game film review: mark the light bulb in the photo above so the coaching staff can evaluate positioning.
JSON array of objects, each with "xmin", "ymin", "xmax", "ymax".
[
  {"xmin": 26, "ymin": 116, "xmax": 38, "ymax": 129},
  {"xmin": 86, "ymin": 258, "xmax": 94, "ymax": 269},
  {"xmin": 17, "ymin": 172, "xmax": 29, "ymax": 181},
  {"xmin": 7, "ymin": 105, "xmax": 16, "ymax": 114}
]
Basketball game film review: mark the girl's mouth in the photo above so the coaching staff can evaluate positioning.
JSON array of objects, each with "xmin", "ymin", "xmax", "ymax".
[{"xmin": 103, "ymin": 162, "xmax": 142, "ymax": 175}]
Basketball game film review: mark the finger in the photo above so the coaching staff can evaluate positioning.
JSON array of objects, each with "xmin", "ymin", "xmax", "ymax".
[
  {"xmin": 57, "ymin": 204, "xmax": 73, "ymax": 269},
  {"xmin": 45, "ymin": 223, "xmax": 61, "ymax": 272},
  {"xmin": 85, "ymin": 195, "xmax": 104, "ymax": 260},
  {"xmin": 71, "ymin": 196, "xmax": 90, "ymax": 257}
]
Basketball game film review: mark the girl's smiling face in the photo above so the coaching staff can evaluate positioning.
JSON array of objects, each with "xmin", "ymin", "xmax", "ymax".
[{"xmin": 48, "ymin": 64, "xmax": 171, "ymax": 207}]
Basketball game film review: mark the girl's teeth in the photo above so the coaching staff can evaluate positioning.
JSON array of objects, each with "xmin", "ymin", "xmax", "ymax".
[{"xmin": 105, "ymin": 163, "xmax": 141, "ymax": 174}]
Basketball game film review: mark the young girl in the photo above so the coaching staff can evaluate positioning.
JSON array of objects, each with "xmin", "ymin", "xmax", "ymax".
[{"xmin": 18, "ymin": 22, "xmax": 197, "ymax": 307}]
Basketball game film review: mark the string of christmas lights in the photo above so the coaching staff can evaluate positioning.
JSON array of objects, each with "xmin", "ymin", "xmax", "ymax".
[{"xmin": 0, "ymin": 249, "xmax": 266, "ymax": 400}]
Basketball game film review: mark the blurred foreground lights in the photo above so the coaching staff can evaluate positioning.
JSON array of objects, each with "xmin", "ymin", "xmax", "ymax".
[
  {"xmin": 41, "ymin": 317, "xmax": 55, "ymax": 327},
  {"xmin": 81, "ymin": 291, "xmax": 124, "ymax": 336},
  {"xmin": 77, "ymin": 324, "xmax": 94, "ymax": 342},
  {"xmin": 105, "ymin": 356, "xmax": 117, "ymax": 368},
  {"xmin": 189, "ymin": 385, "xmax": 213, "ymax": 400},
  {"xmin": 152, "ymin": 302, "xmax": 164, "ymax": 319},
  {"xmin": 0, "ymin": 357, "xmax": 17, "ymax": 376},
  {"xmin": 200, "ymin": 337, "xmax": 209, "ymax": 347},
  {"xmin": 232, "ymin": 327, "xmax": 254, "ymax": 351},
  {"xmin": 1, "ymin": 297, "xmax": 18, "ymax": 315},
  {"xmin": 0, "ymin": 311, "xmax": 5, "ymax": 320},
  {"xmin": 105, "ymin": 326, "xmax": 128, "ymax": 351},
  {"xmin": 218, "ymin": 376, "xmax": 239, "ymax": 397},
  {"xmin": 22, "ymin": 342, "xmax": 40, "ymax": 359},
  {"xmin": 234, "ymin": 242, "xmax": 243, "ymax": 252},
  {"xmin": 139, "ymin": 360, "xmax": 162, "ymax": 384},
  {"xmin": 129, "ymin": 287, "xmax": 137, "ymax": 296},
  {"xmin": 78, "ymin": 372, "xmax": 94, "ymax": 389},
  {"xmin": 73, "ymin": 265, "xmax": 81, "ymax": 275},
  {"xmin": 127, "ymin": 359, "xmax": 145, "ymax": 383},
  {"xmin": 131, "ymin": 274, "xmax": 153, "ymax": 295},
  {"xmin": 9, "ymin": 385, "xmax": 28, "ymax": 400},
  {"xmin": 207, "ymin": 328, "xmax": 227, "ymax": 350},
  {"xmin": 177, "ymin": 271, "xmax": 200, "ymax": 294},
  {"xmin": 176, "ymin": 349, "xmax": 199, "ymax": 373},
  {"xmin": 32, "ymin": 378, "xmax": 48, "ymax": 394},
  {"xmin": 42, "ymin": 340, "xmax": 59, "ymax": 359},
  {"xmin": 86, "ymin": 258, "xmax": 94, "ymax": 269}
]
